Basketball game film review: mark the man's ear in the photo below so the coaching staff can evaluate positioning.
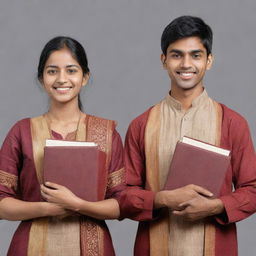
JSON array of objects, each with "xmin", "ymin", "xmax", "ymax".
[
  {"xmin": 82, "ymin": 73, "xmax": 90, "ymax": 87},
  {"xmin": 161, "ymin": 54, "xmax": 167, "ymax": 69},
  {"xmin": 206, "ymin": 54, "xmax": 214, "ymax": 70}
]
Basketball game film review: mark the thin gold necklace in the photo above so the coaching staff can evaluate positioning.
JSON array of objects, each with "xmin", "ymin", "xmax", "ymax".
[{"xmin": 44, "ymin": 111, "xmax": 83, "ymax": 139}]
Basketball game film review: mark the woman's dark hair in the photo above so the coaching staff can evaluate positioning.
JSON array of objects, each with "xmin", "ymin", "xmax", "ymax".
[
  {"xmin": 38, "ymin": 36, "xmax": 90, "ymax": 110},
  {"xmin": 161, "ymin": 16, "xmax": 213, "ymax": 56}
]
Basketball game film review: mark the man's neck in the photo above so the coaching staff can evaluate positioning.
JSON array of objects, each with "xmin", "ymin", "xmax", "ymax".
[{"xmin": 170, "ymin": 85, "xmax": 204, "ymax": 111}]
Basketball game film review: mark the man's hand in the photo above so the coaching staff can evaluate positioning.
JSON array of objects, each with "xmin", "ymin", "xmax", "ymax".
[
  {"xmin": 154, "ymin": 184, "xmax": 213, "ymax": 210},
  {"xmin": 172, "ymin": 195, "xmax": 224, "ymax": 221}
]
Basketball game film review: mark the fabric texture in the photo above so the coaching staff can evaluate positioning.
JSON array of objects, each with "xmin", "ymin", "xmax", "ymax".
[
  {"xmin": 0, "ymin": 114, "xmax": 125, "ymax": 256},
  {"xmin": 119, "ymin": 92, "xmax": 256, "ymax": 256}
]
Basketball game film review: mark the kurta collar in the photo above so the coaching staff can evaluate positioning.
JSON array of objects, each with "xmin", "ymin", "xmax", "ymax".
[{"xmin": 165, "ymin": 89, "xmax": 209, "ymax": 111}]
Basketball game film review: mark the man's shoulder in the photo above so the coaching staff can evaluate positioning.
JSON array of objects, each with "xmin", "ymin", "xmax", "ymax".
[
  {"xmin": 128, "ymin": 106, "xmax": 154, "ymax": 130},
  {"xmin": 220, "ymin": 103, "xmax": 249, "ymax": 132},
  {"xmin": 221, "ymin": 103, "xmax": 248, "ymax": 124}
]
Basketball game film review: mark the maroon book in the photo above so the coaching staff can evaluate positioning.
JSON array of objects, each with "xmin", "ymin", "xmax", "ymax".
[
  {"xmin": 43, "ymin": 145, "xmax": 105, "ymax": 202},
  {"xmin": 164, "ymin": 138, "xmax": 231, "ymax": 197}
]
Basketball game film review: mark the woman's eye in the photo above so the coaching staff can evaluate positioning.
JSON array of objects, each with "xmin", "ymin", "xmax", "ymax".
[
  {"xmin": 67, "ymin": 69, "xmax": 78, "ymax": 74},
  {"xmin": 47, "ymin": 69, "xmax": 57, "ymax": 75}
]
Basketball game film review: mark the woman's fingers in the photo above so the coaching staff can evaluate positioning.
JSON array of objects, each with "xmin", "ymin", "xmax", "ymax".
[{"xmin": 44, "ymin": 181, "xmax": 64, "ymax": 190}]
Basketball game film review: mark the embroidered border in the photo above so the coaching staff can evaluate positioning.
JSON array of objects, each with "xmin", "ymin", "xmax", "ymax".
[
  {"xmin": 107, "ymin": 168, "xmax": 125, "ymax": 190},
  {"xmin": 0, "ymin": 170, "xmax": 18, "ymax": 190},
  {"xmin": 80, "ymin": 217, "xmax": 104, "ymax": 256},
  {"xmin": 87, "ymin": 116, "xmax": 110, "ymax": 152},
  {"xmin": 86, "ymin": 115, "xmax": 113, "ymax": 199}
]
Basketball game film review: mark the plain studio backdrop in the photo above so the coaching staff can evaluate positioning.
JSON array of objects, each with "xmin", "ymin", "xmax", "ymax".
[{"xmin": 0, "ymin": 1, "xmax": 255, "ymax": 255}]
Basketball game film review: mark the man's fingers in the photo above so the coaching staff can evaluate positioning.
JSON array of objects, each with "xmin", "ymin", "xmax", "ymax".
[
  {"xmin": 192, "ymin": 185, "xmax": 213, "ymax": 197},
  {"xmin": 172, "ymin": 209, "xmax": 185, "ymax": 216},
  {"xmin": 179, "ymin": 201, "xmax": 190, "ymax": 208}
]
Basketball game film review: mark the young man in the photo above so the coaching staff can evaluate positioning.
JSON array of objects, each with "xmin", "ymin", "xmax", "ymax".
[{"xmin": 120, "ymin": 16, "xmax": 256, "ymax": 256}]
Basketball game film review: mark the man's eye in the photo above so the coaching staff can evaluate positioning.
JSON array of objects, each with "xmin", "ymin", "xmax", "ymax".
[
  {"xmin": 193, "ymin": 54, "xmax": 201, "ymax": 59},
  {"xmin": 171, "ymin": 54, "xmax": 181, "ymax": 59}
]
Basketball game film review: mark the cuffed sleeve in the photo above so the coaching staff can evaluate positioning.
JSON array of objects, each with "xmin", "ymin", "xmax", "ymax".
[{"xmin": 216, "ymin": 107, "xmax": 256, "ymax": 224}]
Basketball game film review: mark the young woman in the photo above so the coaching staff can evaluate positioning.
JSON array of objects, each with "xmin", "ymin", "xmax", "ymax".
[{"xmin": 0, "ymin": 36, "xmax": 125, "ymax": 256}]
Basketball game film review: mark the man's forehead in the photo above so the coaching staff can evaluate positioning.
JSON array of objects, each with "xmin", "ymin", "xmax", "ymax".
[{"xmin": 167, "ymin": 36, "xmax": 207, "ymax": 53}]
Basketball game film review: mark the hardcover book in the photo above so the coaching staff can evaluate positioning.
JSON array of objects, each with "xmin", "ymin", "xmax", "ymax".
[
  {"xmin": 43, "ymin": 139, "xmax": 104, "ymax": 201},
  {"xmin": 164, "ymin": 137, "xmax": 231, "ymax": 197}
]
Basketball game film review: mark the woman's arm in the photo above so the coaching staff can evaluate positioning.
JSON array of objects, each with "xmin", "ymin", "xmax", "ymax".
[
  {"xmin": 41, "ymin": 182, "xmax": 120, "ymax": 220},
  {"xmin": 0, "ymin": 197, "xmax": 68, "ymax": 221}
]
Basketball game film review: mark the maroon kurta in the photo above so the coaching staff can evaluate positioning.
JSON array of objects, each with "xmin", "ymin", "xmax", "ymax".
[
  {"xmin": 0, "ymin": 116, "xmax": 124, "ymax": 256},
  {"xmin": 119, "ymin": 104, "xmax": 256, "ymax": 256}
]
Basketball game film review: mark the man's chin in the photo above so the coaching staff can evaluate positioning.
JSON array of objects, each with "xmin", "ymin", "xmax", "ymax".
[{"xmin": 179, "ymin": 84, "xmax": 198, "ymax": 91}]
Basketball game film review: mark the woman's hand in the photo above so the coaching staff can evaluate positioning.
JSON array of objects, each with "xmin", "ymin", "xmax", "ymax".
[
  {"xmin": 41, "ymin": 182, "xmax": 120, "ymax": 220},
  {"xmin": 41, "ymin": 182, "xmax": 82, "ymax": 212},
  {"xmin": 43, "ymin": 201, "xmax": 70, "ymax": 217},
  {"xmin": 0, "ymin": 197, "xmax": 68, "ymax": 221}
]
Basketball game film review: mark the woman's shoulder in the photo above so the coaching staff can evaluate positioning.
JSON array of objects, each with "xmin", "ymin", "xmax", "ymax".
[
  {"xmin": 8, "ymin": 118, "xmax": 31, "ymax": 133},
  {"xmin": 2, "ymin": 118, "xmax": 31, "ymax": 144},
  {"xmin": 86, "ymin": 114, "xmax": 117, "ymax": 128}
]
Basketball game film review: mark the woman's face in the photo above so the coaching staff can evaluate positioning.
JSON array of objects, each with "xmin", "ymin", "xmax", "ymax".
[{"xmin": 42, "ymin": 48, "xmax": 89, "ymax": 105}]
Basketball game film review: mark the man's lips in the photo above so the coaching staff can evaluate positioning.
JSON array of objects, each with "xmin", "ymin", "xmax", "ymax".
[
  {"xmin": 53, "ymin": 86, "xmax": 72, "ymax": 91},
  {"xmin": 176, "ymin": 71, "xmax": 196, "ymax": 79}
]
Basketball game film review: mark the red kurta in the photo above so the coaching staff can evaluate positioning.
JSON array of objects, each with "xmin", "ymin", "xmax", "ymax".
[
  {"xmin": 119, "ymin": 104, "xmax": 256, "ymax": 256},
  {"xmin": 0, "ymin": 115, "xmax": 124, "ymax": 256}
]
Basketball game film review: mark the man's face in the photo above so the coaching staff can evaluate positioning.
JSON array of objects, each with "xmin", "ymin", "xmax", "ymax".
[{"xmin": 161, "ymin": 36, "xmax": 213, "ymax": 91}]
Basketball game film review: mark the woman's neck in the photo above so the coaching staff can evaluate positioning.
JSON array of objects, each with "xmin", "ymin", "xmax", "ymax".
[
  {"xmin": 45, "ymin": 100, "xmax": 83, "ymax": 139},
  {"xmin": 47, "ymin": 100, "xmax": 82, "ymax": 123}
]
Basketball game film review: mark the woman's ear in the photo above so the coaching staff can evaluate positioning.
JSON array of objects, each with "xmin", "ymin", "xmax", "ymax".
[
  {"xmin": 82, "ymin": 73, "xmax": 90, "ymax": 87},
  {"xmin": 39, "ymin": 77, "xmax": 45, "ymax": 88}
]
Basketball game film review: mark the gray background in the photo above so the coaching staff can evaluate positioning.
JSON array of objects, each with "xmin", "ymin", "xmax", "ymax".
[{"xmin": 0, "ymin": 0, "xmax": 255, "ymax": 255}]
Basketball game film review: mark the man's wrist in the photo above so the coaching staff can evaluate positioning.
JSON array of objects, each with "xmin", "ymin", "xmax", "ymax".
[
  {"xmin": 154, "ymin": 191, "xmax": 166, "ymax": 209},
  {"xmin": 211, "ymin": 198, "xmax": 224, "ymax": 215}
]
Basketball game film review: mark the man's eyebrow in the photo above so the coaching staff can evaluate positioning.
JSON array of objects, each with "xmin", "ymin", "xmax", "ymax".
[
  {"xmin": 168, "ymin": 49, "xmax": 183, "ymax": 54},
  {"xmin": 190, "ymin": 49, "xmax": 204, "ymax": 54},
  {"xmin": 168, "ymin": 49, "xmax": 204, "ymax": 54}
]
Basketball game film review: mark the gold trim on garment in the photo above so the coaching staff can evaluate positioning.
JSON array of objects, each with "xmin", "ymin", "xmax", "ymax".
[
  {"xmin": 0, "ymin": 170, "xmax": 18, "ymax": 190},
  {"xmin": 107, "ymin": 168, "xmax": 125, "ymax": 190}
]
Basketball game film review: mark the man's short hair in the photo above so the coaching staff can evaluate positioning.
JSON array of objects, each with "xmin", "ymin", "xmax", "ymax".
[{"xmin": 161, "ymin": 16, "xmax": 213, "ymax": 56}]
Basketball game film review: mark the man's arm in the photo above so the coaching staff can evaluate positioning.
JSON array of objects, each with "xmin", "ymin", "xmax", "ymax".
[
  {"xmin": 171, "ymin": 108, "xmax": 256, "ymax": 223},
  {"xmin": 216, "ymin": 112, "xmax": 256, "ymax": 224},
  {"xmin": 119, "ymin": 112, "xmax": 214, "ymax": 221}
]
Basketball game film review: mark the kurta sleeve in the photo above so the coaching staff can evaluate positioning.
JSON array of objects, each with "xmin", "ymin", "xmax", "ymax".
[
  {"xmin": 105, "ymin": 129, "xmax": 125, "ymax": 202},
  {"xmin": 0, "ymin": 122, "xmax": 22, "ymax": 200},
  {"xmin": 119, "ymin": 114, "xmax": 155, "ymax": 221},
  {"xmin": 217, "ymin": 111, "xmax": 256, "ymax": 224}
]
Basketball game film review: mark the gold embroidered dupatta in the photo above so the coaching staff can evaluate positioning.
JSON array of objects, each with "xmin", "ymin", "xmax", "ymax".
[
  {"xmin": 144, "ymin": 102, "xmax": 223, "ymax": 256},
  {"xmin": 27, "ymin": 114, "xmax": 114, "ymax": 256}
]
